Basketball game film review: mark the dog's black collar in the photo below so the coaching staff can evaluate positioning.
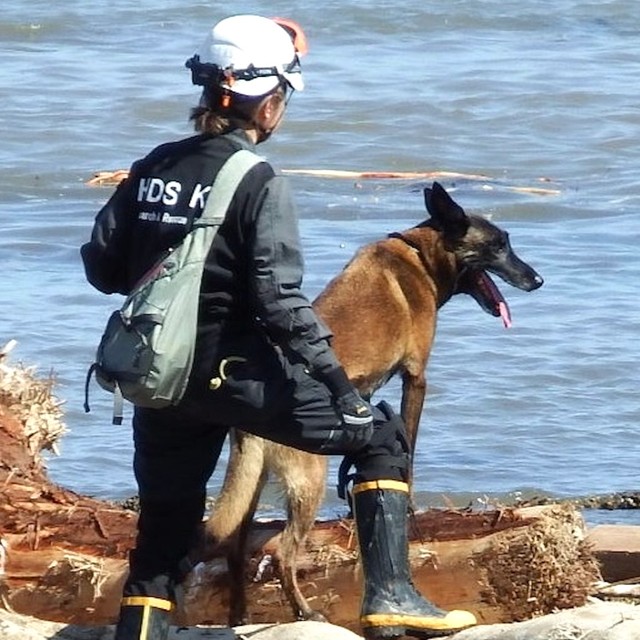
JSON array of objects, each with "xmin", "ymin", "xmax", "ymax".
[
  {"xmin": 388, "ymin": 231, "xmax": 468, "ymax": 294},
  {"xmin": 387, "ymin": 231, "xmax": 429, "ymax": 271},
  {"xmin": 388, "ymin": 231, "xmax": 417, "ymax": 251}
]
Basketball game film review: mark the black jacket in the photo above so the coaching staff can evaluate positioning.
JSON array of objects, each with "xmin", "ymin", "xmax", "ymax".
[{"xmin": 81, "ymin": 129, "xmax": 342, "ymax": 386}]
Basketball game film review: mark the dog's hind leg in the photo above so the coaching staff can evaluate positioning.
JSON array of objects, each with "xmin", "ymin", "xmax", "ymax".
[
  {"xmin": 226, "ymin": 481, "xmax": 265, "ymax": 626},
  {"xmin": 205, "ymin": 430, "xmax": 268, "ymax": 626},
  {"xmin": 269, "ymin": 444, "xmax": 328, "ymax": 621}
]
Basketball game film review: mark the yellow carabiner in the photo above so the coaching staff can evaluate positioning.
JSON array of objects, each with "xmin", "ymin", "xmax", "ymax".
[{"xmin": 209, "ymin": 356, "xmax": 248, "ymax": 391}]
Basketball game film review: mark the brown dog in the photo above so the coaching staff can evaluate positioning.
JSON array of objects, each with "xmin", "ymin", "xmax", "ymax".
[{"xmin": 203, "ymin": 181, "xmax": 543, "ymax": 624}]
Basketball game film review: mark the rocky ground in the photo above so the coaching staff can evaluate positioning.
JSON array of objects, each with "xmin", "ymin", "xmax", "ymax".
[{"xmin": 2, "ymin": 600, "xmax": 640, "ymax": 640}]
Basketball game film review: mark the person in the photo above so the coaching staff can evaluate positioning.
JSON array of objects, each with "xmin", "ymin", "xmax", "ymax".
[{"xmin": 80, "ymin": 14, "xmax": 476, "ymax": 640}]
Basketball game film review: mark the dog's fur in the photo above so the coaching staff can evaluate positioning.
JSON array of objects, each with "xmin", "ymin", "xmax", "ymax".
[{"xmin": 203, "ymin": 182, "xmax": 543, "ymax": 624}]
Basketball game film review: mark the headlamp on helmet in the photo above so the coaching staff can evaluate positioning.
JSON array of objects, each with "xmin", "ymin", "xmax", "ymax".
[{"xmin": 185, "ymin": 55, "xmax": 302, "ymax": 91}]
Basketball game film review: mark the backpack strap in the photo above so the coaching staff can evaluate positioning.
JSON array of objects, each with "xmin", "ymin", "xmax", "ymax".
[
  {"xmin": 84, "ymin": 364, "xmax": 125, "ymax": 425},
  {"xmin": 195, "ymin": 149, "xmax": 264, "ymax": 226}
]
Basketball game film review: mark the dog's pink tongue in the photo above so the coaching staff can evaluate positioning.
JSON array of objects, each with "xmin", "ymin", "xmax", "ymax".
[
  {"xmin": 478, "ymin": 271, "xmax": 512, "ymax": 329},
  {"xmin": 499, "ymin": 301, "xmax": 512, "ymax": 329}
]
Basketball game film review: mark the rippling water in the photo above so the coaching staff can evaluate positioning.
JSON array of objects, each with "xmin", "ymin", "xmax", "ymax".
[{"xmin": 1, "ymin": 0, "xmax": 639, "ymax": 526}]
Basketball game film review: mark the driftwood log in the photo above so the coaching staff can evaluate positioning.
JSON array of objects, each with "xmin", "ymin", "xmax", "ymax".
[
  {"xmin": 0, "ymin": 353, "xmax": 601, "ymax": 634},
  {"xmin": 85, "ymin": 169, "xmax": 562, "ymax": 196}
]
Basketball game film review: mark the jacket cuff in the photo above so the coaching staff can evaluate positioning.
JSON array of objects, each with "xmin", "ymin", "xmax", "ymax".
[{"xmin": 321, "ymin": 366, "xmax": 353, "ymax": 397}]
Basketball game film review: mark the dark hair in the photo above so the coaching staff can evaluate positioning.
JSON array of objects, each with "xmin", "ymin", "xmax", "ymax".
[{"xmin": 189, "ymin": 85, "xmax": 286, "ymax": 134}]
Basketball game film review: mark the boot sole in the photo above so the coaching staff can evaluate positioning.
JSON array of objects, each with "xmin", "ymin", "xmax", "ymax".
[{"xmin": 363, "ymin": 620, "xmax": 476, "ymax": 639}]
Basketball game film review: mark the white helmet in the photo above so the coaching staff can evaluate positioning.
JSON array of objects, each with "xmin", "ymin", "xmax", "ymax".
[{"xmin": 186, "ymin": 14, "xmax": 305, "ymax": 98}]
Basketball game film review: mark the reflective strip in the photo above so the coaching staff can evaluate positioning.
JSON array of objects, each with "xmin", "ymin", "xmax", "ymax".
[
  {"xmin": 140, "ymin": 604, "xmax": 150, "ymax": 640},
  {"xmin": 361, "ymin": 610, "xmax": 476, "ymax": 630},
  {"xmin": 352, "ymin": 480, "xmax": 409, "ymax": 495},
  {"xmin": 121, "ymin": 596, "xmax": 174, "ymax": 611}
]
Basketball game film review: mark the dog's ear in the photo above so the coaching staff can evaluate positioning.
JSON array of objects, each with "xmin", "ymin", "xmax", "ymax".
[{"xmin": 423, "ymin": 182, "xmax": 469, "ymax": 240}]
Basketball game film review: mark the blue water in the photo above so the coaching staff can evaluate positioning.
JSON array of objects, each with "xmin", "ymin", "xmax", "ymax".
[{"xmin": 1, "ymin": 0, "xmax": 639, "ymax": 526}]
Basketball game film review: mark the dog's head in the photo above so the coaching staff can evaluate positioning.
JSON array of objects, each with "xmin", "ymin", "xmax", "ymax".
[{"xmin": 424, "ymin": 182, "xmax": 543, "ymax": 327}]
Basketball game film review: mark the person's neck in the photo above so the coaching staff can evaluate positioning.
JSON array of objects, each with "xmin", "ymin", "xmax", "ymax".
[
  {"xmin": 225, "ymin": 126, "xmax": 260, "ymax": 147},
  {"xmin": 244, "ymin": 128, "xmax": 260, "ymax": 144}
]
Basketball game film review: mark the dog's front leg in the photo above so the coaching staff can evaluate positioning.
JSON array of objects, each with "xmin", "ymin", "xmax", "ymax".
[{"xmin": 400, "ymin": 371, "xmax": 426, "ymax": 485}]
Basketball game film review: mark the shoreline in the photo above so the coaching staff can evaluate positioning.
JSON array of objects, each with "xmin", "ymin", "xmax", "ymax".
[{"xmin": 1, "ymin": 342, "xmax": 639, "ymax": 639}]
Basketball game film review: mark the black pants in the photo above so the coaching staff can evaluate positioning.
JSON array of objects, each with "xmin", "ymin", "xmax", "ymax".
[{"xmin": 123, "ymin": 343, "xmax": 407, "ymax": 601}]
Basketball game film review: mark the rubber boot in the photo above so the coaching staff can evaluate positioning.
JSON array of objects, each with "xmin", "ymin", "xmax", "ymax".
[
  {"xmin": 113, "ymin": 596, "xmax": 173, "ymax": 640},
  {"xmin": 353, "ymin": 480, "xmax": 477, "ymax": 639}
]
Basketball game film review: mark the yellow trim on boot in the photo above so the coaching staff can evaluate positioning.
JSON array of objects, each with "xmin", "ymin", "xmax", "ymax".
[
  {"xmin": 353, "ymin": 480, "xmax": 409, "ymax": 495},
  {"xmin": 121, "ymin": 596, "xmax": 174, "ymax": 611},
  {"xmin": 361, "ymin": 609, "xmax": 477, "ymax": 632}
]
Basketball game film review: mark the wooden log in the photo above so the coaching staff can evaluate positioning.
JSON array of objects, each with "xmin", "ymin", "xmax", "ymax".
[
  {"xmin": 84, "ymin": 169, "xmax": 561, "ymax": 195},
  {"xmin": 84, "ymin": 168, "xmax": 494, "ymax": 187},
  {"xmin": 0, "ymin": 358, "xmax": 600, "ymax": 632},
  {"xmin": 587, "ymin": 524, "xmax": 640, "ymax": 583},
  {"xmin": 1, "ymin": 503, "xmax": 599, "ymax": 630}
]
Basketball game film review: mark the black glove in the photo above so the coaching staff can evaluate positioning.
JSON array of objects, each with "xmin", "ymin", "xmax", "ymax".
[
  {"xmin": 335, "ymin": 389, "xmax": 373, "ymax": 427},
  {"xmin": 322, "ymin": 366, "xmax": 373, "ymax": 450}
]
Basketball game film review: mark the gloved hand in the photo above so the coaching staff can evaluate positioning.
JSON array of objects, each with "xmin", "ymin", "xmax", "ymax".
[
  {"xmin": 322, "ymin": 366, "xmax": 373, "ymax": 450},
  {"xmin": 336, "ymin": 388, "xmax": 373, "ymax": 424},
  {"xmin": 334, "ymin": 389, "xmax": 374, "ymax": 449}
]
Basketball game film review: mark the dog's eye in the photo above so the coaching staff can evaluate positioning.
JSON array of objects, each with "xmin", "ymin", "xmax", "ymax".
[{"xmin": 493, "ymin": 233, "xmax": 509, "ymax": 252}]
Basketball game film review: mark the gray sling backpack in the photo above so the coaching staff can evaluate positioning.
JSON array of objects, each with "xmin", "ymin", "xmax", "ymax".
[{"xmin": 84, "ymin": 149, "xmax": 262, "ymax": 424}]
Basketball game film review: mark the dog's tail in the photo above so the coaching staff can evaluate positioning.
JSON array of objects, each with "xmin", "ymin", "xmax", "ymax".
[{"xmin": 205, "ymin": 429, "xmax": 268, "ymax": 551}]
